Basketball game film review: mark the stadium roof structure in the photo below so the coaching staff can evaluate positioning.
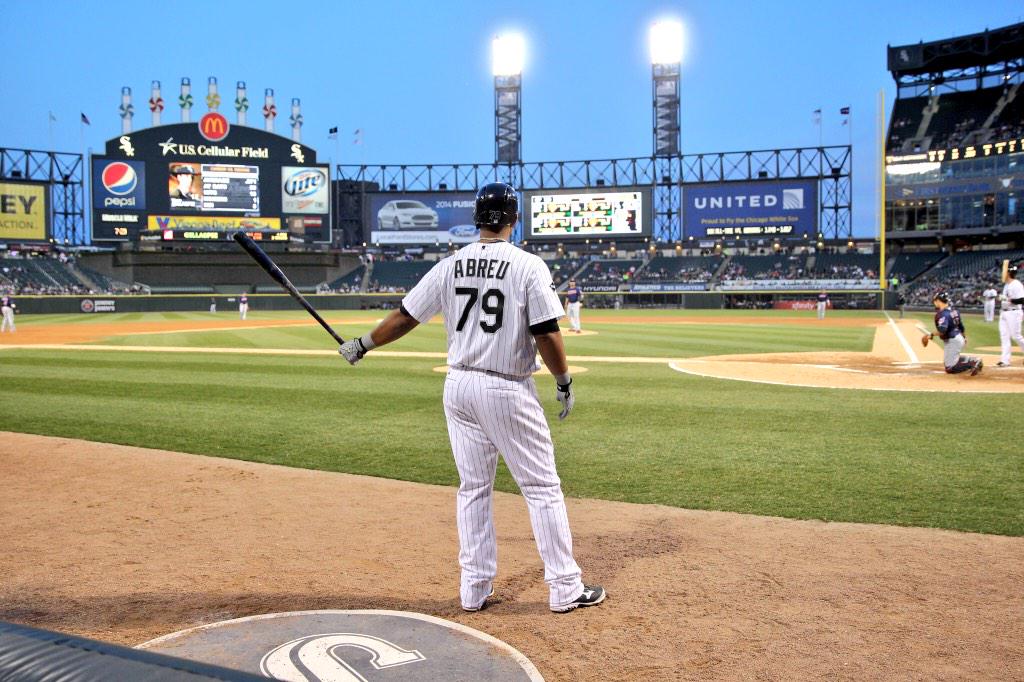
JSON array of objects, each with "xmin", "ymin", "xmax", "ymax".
[{"xmin": 888, "ymin": 21, "xmax": 1024, "ymax": 87}]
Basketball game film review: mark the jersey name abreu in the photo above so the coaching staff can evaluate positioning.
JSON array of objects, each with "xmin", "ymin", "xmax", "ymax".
[
  {"xmin": 402, "ymin": 241, "xmax": 564, "ymax": 377},
  {"xmin": 453, "ymin": 257, "xmax": 510, "ymax": 280}
]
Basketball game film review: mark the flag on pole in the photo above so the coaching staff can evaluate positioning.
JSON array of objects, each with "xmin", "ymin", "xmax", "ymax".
[
  {"xmin": 840, "ymin": 106, "xmax": 850, "ymax": 115},
  {"xmin": 328, "ymin": 126, "xmax": 338, "ymax": 139},
  {"xmin": 80, "ymin": 112, "xmax": 91, "ymax": 125},
  {"xmin": 48, "ymin": 111, "xmax": 57, "ymax": 123},
  {"xmin": 812, "ymin": 108, "xmax": 822, "ymax": 124},
  {"xmin": 353, "ymin": 128, "xmax": 363, "ymax": 145}
]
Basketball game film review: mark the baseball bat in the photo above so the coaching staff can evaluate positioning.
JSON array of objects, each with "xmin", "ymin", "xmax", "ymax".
[
  {"xmin": 232, "ymin": 230, "xmax": 346, "ymax": 346},
  {"xmin": 1001, "ymin": 259, "xmax": 1009, "ymax": 284}
]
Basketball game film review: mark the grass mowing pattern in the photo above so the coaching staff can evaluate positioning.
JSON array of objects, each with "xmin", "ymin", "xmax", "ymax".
[{"xmin": 0, "ymin": 310, "xmax": 1019, "ymax": 535}]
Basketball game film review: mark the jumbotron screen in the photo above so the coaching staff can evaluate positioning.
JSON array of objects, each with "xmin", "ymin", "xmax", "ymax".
[
  {"xmin": 91, "ymin": 116, "xmax": 330, "ymax": 243},
  {"xmin": 525, "ymin": 187, "xmax": 652, "ymax": 239}
]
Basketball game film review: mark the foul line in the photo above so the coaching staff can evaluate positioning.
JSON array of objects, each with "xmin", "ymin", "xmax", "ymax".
[{"xmin": 883, "ymin": 311, "xmax": 920, "ymax": 366}]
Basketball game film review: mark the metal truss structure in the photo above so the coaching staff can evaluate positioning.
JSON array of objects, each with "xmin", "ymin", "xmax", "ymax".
[
  {"xmin": 0, "ymin": 148, "xmax": 86, "ymax": 245},
  {"xmin": 336, "ymin": 144, "xmax": 853, "ymax": 242},
  {"xmin": 494, "ymin": 74, "xmax": 522, "ymax": 164}
]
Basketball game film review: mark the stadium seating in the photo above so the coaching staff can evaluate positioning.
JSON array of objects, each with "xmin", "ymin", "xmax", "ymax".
[
  {"xmin": 544, "ymin": 258, "xmax": 586, "ymax": 287},
  {"xmin": 904, "ymin": 249, "xmax": 1024, "ymax": 307},
  {"xmin": 367, "ymin": 260, "xmax": 437, "ymax": 293},
  {"xmin": 810, "ymin": 253, "xmax": 878, "ymax": 279},
  {"xmin": 573, "ymin": 259, "xmax": 642, "ymax": 288},
  {"xmin": 887, "ymin": 95, "xmax": 929, "ymax": 152},
  {"xmin": 721, "ymin": 254, "xmax": 809, "ymax": 280},
  {"xmin": 0, "ymin": 257, "xmax": 89, "ymax": 294},
  {"xmin": 326, "ymin": 265, "xmax": 365, "ymax": 292},
  {"xmin": 926, "ymin": 88, "xmax": 1003, "ymax": 150},
  {"xmin": 887, "ymin": 252, "xmax": 945, "ymax": 282},
  {"xmin": 634, "ymin": 255, "xmax": 721, "ymax": 283}
]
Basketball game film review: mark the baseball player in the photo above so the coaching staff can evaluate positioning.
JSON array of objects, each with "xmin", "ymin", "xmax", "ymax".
[
  {"xmin": 338, "ymin": 183, "xmax": 605, "ymax": 614},
  {"xmin": 997, "ymin": 263, "xmax": 1024, "ymax": 367},
  {"xmin": 982, "ymin": 284, "xmax": 998, "ymax": 323},
  {"xmin": 1, "ymin": 293, "xmax": 15, "ymax": 333},
  {"xmin": 210, "ymin": 297, "xmax": 218, "ymax": 314},
  {"xmin": 239, "ymin": 294, "xmax": 249, "ymax": 320},
  {"xmin": 816, "ymin": 289, "xmax": 829, "ymax": 320},
  {"xmin": 564, "ymin": 279, "xmax": 583, "ymax": 333},
  {"xmin": 921, "ymin": 291, "xmax": 982, "ymax": 375}
]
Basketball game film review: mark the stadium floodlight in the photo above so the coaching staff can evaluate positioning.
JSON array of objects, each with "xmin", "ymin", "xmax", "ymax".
[
  {"xmin": 649, "ymin": 20, "xmax": 684, "ymax": 65},
  {"xmin": 492, "ymin": 33, "xmax": 526, "ymax": 76}
]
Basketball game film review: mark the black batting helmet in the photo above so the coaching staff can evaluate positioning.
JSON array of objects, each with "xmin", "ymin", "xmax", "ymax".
[
  {"xmin": 474, "ymin": 182, "xmax": 518, "ymax": 229},
  {"xmin": 932, "ymin": 291, "xmax": 950, "ymax": 304},
  {"xmin": 1009, "ymin": 263, "xmax": 1019, "ymax": 278}
]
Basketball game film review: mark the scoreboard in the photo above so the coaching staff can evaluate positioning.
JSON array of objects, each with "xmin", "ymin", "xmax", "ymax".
[
  {"xmin": 91, "ymin": 116, "xmax": 330, "ymax": 243},
  {"xmin": 523, "ymin": 187, "xmax": 652, "ymax": 240}
]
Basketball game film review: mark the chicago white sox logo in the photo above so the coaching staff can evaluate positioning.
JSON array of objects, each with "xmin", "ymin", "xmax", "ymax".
[{"xmin": 259, "ymin": 633, "xmax": 425, "ymax": 682}]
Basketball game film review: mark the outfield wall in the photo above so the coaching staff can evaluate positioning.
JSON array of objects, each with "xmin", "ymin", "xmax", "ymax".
[{"xmin": 9, "ymin": 290, "xmax": 891, "ymax": 315}]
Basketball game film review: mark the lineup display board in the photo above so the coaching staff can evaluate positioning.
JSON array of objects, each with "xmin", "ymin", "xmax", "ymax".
[
  {"xmin": 91, "ymin": 118, "xmax": 329, "ymax": 243},
  {"xmin": 0, "ymin": 180, "xmax": 50, "ymax": 243},
  {"xmin": 682, "ymin": 179, "xmax": 818, "ymax": 239},
  {"xmin": 365, "ymin": 192, "xmax": 480, "ymax": 245},
  {"xmin": 524, "ymin": 187, "xmax": 652, "ymax": 240}
]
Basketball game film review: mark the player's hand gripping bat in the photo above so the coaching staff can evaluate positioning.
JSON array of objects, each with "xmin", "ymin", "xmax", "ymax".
[{"xmin": 232, "ymin": 230, "xmax": 345, "ymax": 346}]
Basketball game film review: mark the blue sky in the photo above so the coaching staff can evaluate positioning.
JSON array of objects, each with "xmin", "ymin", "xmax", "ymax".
[{"xmin": 2, "ymin": 0, "xmax": 1022, "ymax": 237}]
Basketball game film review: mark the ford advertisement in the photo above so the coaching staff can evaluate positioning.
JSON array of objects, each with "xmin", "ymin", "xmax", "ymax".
[
  {"xmin": 366, "ymin": 192, "xmax": 480, "ymax": 245},
  {"xmin": 682, "ymin": 179, "xmax": 818, "ymax": 239}
]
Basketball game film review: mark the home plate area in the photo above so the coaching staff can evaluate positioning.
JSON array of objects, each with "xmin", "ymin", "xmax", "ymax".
[{"xmin": 139, "ymin": 610, "xmax": 543, "ymax": 681}]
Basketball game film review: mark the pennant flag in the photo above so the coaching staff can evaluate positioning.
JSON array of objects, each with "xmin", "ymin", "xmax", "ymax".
[
  {"xmin": 353, "ymin": 128, "xmax": 363, "ymax": 145},
  {"xmin": 48, "ymin": 111, "xmax": 57, "ymax": 123},
  {"xmin": 328, "ymin": 126, "xmax": 338, "ymax": 139},
  {"xmin": 80, "ymin": 112, "xmax": 91, "ymax": 125},
  {"xmin": 842, "ymin": 119, "xmax": 848, "ymax": 126},
  {"xmin": 840, "ymin": 106, "xmax": 850, "ymax": 115}
]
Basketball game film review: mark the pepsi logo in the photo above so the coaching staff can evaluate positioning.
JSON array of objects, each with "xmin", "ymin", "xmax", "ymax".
[
  {"xmin": 283, "ymin": 169, "xmax": 326, "ymax": 197},
  {"xmin": 102, "ymin": 162, "xmax": 137, "ymax": 195}
]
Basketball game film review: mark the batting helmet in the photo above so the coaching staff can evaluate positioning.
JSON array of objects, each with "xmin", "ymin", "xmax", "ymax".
[
  {"xmin": 932, "ymin": 291, "xmax": 951, "ymax": 304},
  {"xmin": 1009, "ymin": 263, "xmax": 1019, "ymax": 278},
  {"xmin": 474, "ymin": 182, "xmax": 518, "ymax": 230}
]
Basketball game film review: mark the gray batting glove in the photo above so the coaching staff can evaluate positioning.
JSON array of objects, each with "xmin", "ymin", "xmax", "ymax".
[
  {"xmin": 338, "ymin": 335, "xmax": 374, "ymax": 365},
  {"xmin": 556, "ymin": 378, "xmax": 574, "ymax": 421}
]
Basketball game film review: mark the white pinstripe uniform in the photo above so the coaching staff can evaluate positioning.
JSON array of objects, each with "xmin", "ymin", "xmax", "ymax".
[
  {"xmin": 401, "ymin": 240, "xmax": 585, "ymax": 611},
  {"xmin": 1, "ymin": 295, "xmax": 14, "ymax": 333}
]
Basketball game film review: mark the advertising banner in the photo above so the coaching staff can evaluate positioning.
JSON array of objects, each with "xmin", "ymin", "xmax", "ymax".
[
  {"xmin": 92, "ymin": 159, "xmax": 147, "ymax": 211},
  {"xmin": 630, "ymin": 282, "xmax": 708, "ymax": 292},
  {"xmin": 0, "ymin": 181, "xmax": 49, "ymax": 242},
  {"xmin": 683, "ymin": 179, "xmax": 818, "ymax": 238},
  {"xmin": 367, "ymin": 192, "xmax": 479, "ymax": 245},
  {"xmin": 281, "ymin": 166, "xmax": 329, "ymax": 214},
  {"xmin": 717, "ymin": 278, "xmax": 878, "ymax": 291}
]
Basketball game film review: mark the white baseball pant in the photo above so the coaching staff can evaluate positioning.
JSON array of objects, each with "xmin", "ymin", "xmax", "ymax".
[
  {"xmin": 984, "ymin": 300, "xmax": 995, "ymax": 322},
  {"xmin": 1, "ymin": 306, "xmax": 14, "ymax": 332},
  {"xmin": 999, "ymin": 308, "xmax": 1024, "ymax": 364},
  {"xmin": 816, "ymin": 301, "xmax": 826, "ymax": 319},
  {"xmin": 239, "ymin": 303, "xmax": 248, "ymax": 320},
  {"xmin": 567, "ymin": 302, "xmax": 581, "ymax": 331},
  {"xmin": 443, "ymin": 368, "xmax": 584, "ymax": 611}
]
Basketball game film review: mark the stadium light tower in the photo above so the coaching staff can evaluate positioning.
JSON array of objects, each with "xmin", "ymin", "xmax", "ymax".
[
  {"xmin": 650, "ymin": 20, "xmax": 683, "ymax": 156},
  {"xmin": 493, "ymin": 33, "xmax": 525, "ymax": 165}
]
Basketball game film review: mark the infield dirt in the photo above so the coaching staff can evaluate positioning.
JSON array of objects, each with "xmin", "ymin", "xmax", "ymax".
[{"xmin": 2, "ymin": 432, "xmax": 1021, "ymax": 681}]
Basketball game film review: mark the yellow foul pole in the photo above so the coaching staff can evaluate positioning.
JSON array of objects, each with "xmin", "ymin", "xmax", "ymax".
[{"xmin": 879, "ymin": 88, "xmax": 887, "ymax": 292}]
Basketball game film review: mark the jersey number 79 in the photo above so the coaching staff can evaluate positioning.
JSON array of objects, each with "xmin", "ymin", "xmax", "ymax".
[{"xmin": 455, "ymin": 287, "xmax": 505, "ymax": 333}]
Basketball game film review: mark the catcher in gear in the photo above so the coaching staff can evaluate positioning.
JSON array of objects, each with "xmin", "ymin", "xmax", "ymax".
[{"xmin": 923, "ymin": 292, "xmax": 983, "ymax": 375}]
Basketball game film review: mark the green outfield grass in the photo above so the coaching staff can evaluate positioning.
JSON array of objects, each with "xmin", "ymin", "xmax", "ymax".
[{"xmin": 1, "ymin": 309, "xmax": 1020, "ymax": 536}]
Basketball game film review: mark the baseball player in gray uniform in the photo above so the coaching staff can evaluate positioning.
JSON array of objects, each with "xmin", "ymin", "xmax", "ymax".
[
  {"xmin": 1, "ymin": 294, "xmax": 15, "ymax": 333},
  {"xmin": 338, "ymin": 183, "xmax": 605, "ymax": 614}
]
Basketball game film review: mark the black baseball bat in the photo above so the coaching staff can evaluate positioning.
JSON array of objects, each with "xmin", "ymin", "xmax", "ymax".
[{"xmin": 232, "ymin": 230, "xmax": 346, "ymax": 346}]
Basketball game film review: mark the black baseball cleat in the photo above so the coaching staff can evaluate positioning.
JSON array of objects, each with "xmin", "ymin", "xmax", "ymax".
[
  {"xmin": 970, "ymin": 359, "xmax": 983, "ymax": 376},
  {"xmin": 996, "ymin": 361, "xmax": 1009, "ymax": 368},
  {"xmin": 462, "ymin": 588, "xmax": 494, "ymax": 612},
  {"xmin": 551, "ymin": 585, "xmax": 606, "ymax": 613}
]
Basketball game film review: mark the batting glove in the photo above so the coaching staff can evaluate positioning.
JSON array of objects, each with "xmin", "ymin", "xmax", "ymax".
[
  {"xmin": 338, "ymin": 334, "xmax": 375, "ymax": 366},
  {"xmin": 555, "ymin": 376, "xmax": 574, "ymax": 421}
]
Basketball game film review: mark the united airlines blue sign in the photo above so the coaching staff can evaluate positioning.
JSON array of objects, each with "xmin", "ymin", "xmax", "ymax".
[{"xmin": 683, "ymin": 179, "xmax": 818, "ymax": 238}]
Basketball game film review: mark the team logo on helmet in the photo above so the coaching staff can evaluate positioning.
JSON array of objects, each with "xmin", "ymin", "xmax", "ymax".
[{"xmin": 101, "ymin": 162, "xmax": 137, "ymax": 195}]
